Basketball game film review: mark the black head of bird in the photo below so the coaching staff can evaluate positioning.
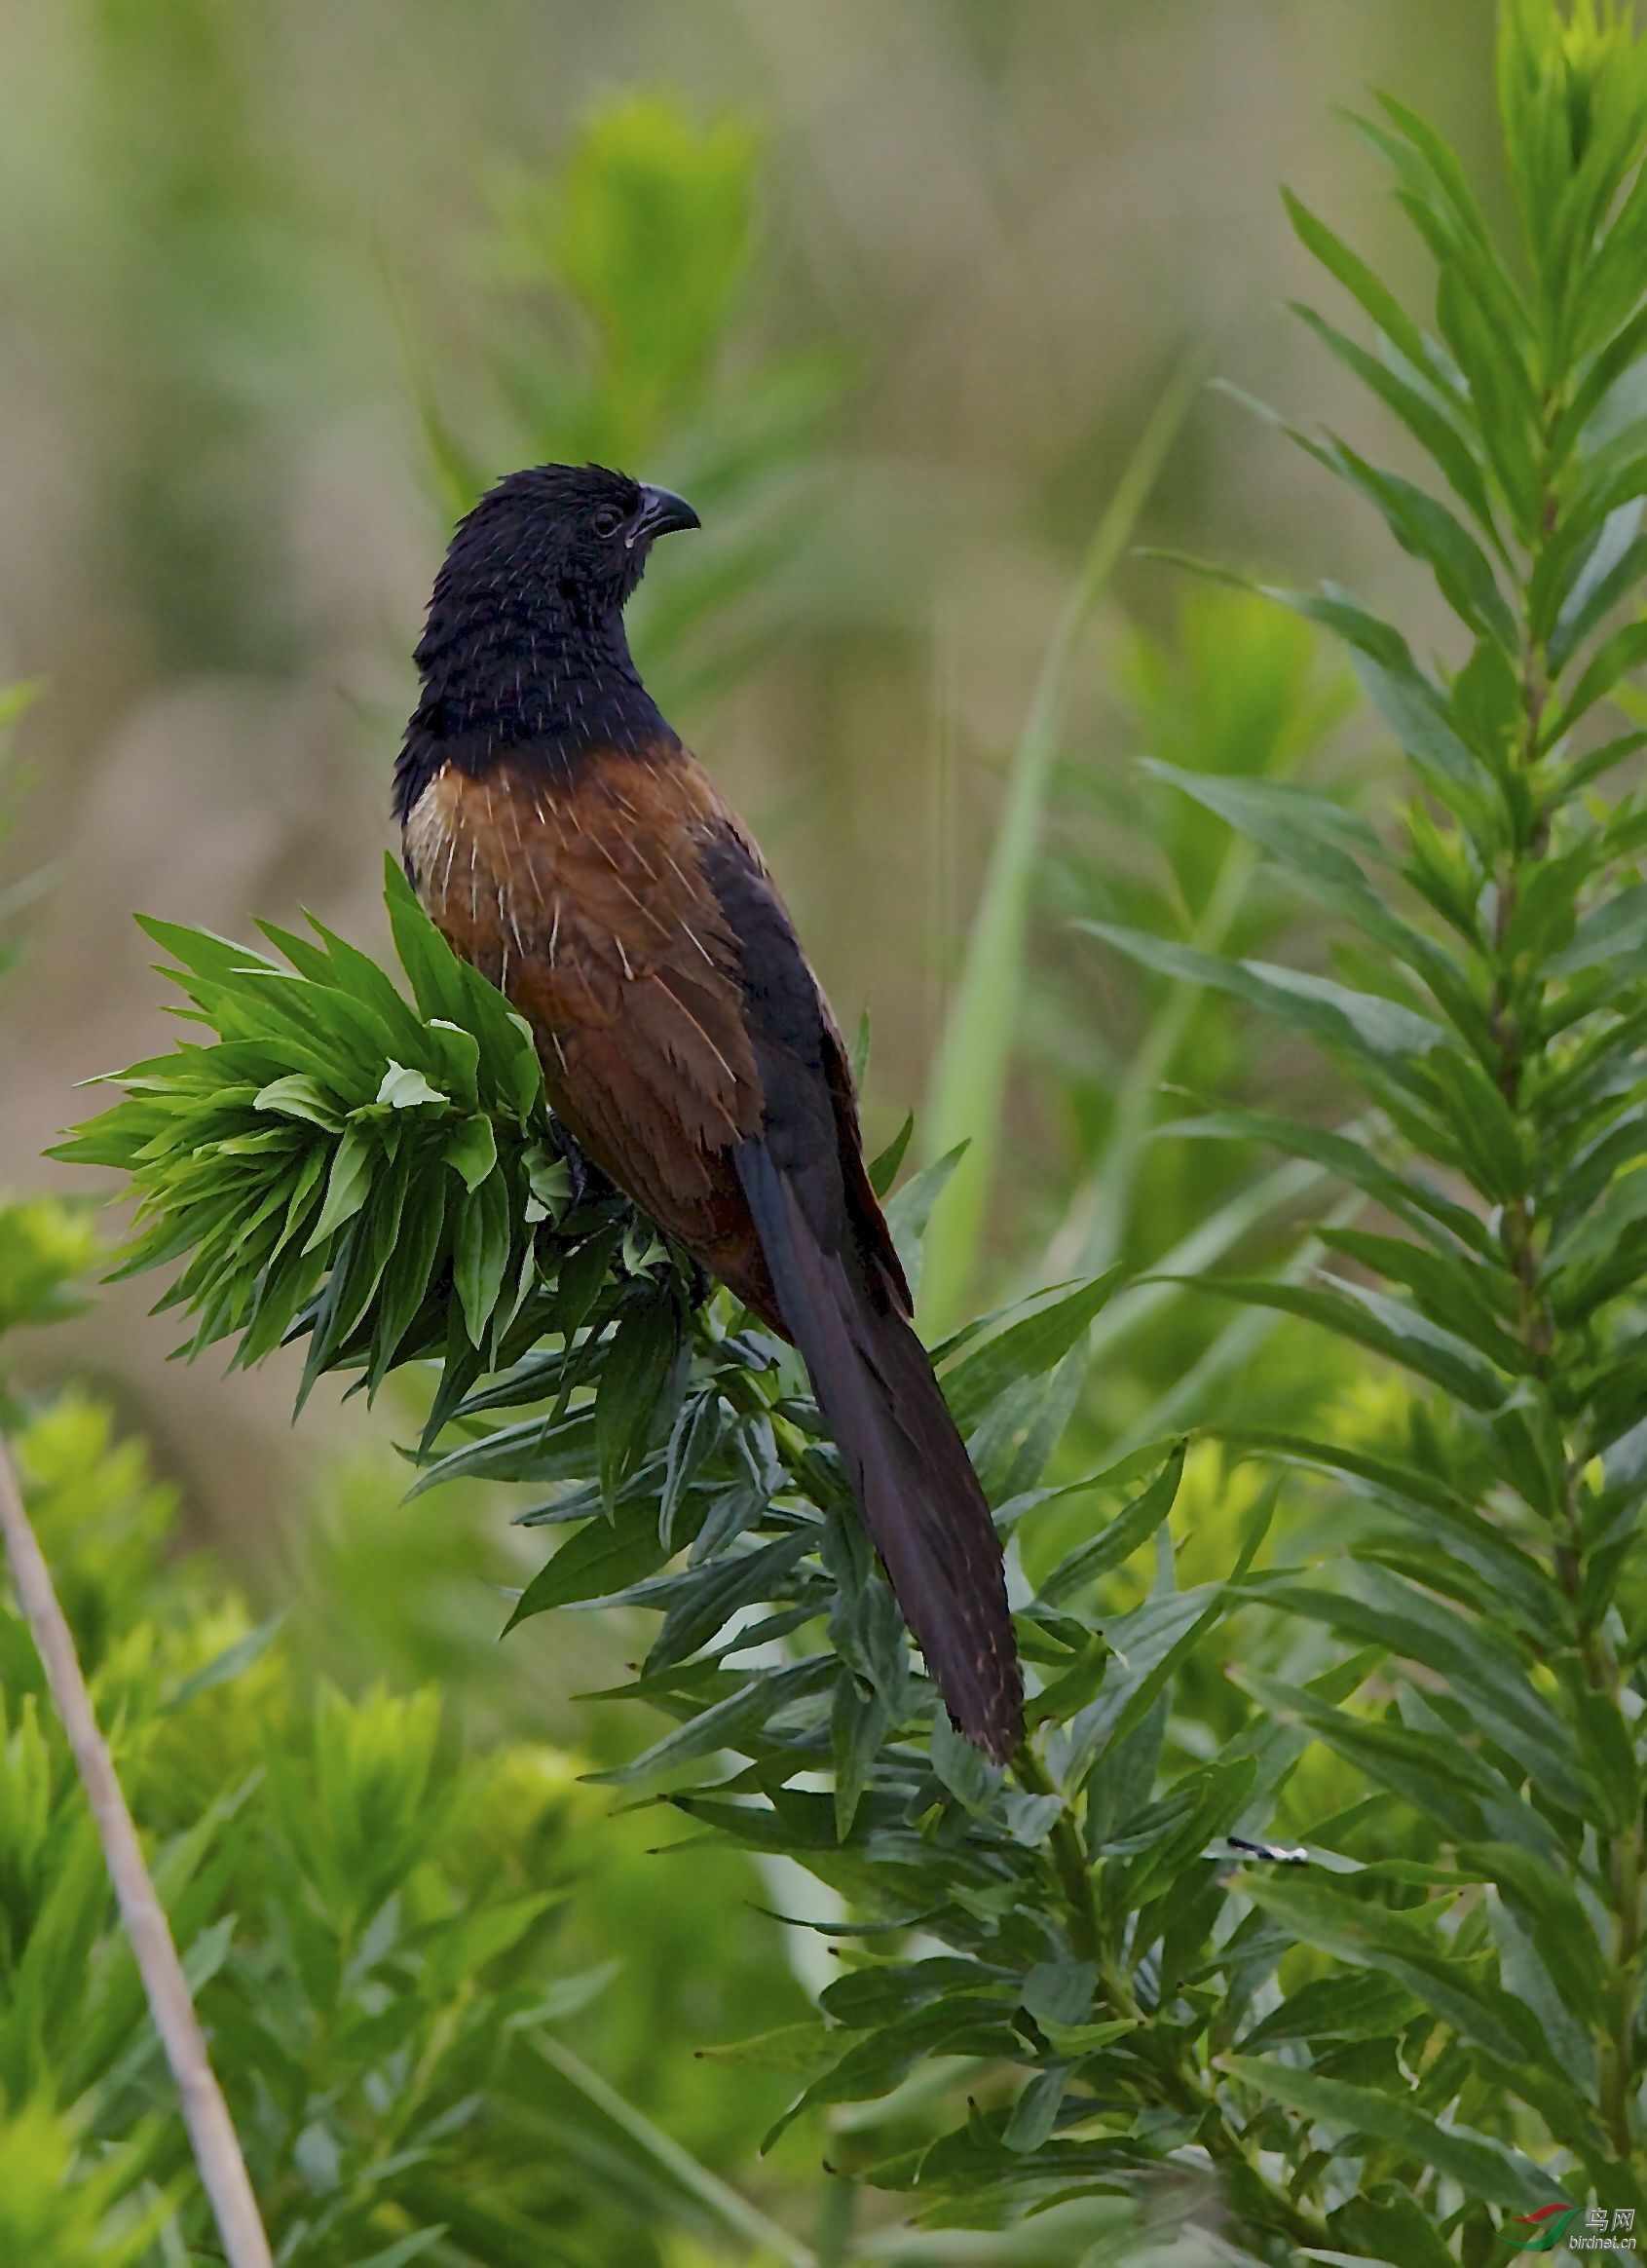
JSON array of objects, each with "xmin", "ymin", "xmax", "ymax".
[
  {"xmin": 432, "ymin": 462, "xmax": 700, "ymax": 624},
  {"xmin": 402, "ymin": 463, "xmax": 701, "ymax": 799}
]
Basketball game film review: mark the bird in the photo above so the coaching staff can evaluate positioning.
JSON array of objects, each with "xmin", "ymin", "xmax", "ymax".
[{"xmin": 393, "ymin": 462, "xmax": 1023, "ymax": 1763}]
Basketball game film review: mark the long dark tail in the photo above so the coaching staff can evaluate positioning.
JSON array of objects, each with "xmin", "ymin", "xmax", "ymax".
[{"xmin": 737, "ymin": 1147, "xmax": 1023, "ymax": 1763}]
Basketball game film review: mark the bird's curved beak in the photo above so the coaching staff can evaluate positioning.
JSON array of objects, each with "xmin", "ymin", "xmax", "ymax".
[{"xmin": 628, "ymin": 484, "xmax": 701, "ymax": 547}]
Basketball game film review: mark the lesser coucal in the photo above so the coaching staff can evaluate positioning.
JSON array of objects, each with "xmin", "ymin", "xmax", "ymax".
[{"xmin": 393, "ymin": 463, "xmax": 1023, "ymax": 1762}]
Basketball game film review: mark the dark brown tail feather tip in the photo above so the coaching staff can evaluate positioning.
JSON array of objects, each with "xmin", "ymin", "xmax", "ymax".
[{"xmin": 736, "ymin": 1149, "xmax": 1025, "ymax": 1765}]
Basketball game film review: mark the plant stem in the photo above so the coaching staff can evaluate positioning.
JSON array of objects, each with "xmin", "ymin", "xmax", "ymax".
[
  {"xmin": 1013, "ymin": 1741, "xmax": 1330, "ymax": 2251},
  {"xmin": 1013, "ymin": 1745, "xmax": 1104, "ymax": 1967},
  {"xmin": 813, "ymin": 2164, "xmax": 857, "ymax": 2268},
  {"xmin": 0, "ymin": 1433, "xmax": 274, "ymax": 2268},
  {"xmin": 1500, "ymin": 398, "xmax": 1643, "ymax": 2170}
]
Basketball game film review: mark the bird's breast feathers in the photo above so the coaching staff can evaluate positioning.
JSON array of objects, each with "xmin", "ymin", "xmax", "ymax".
[{"xmin": 401, "ymin": 743, "xmax": 767, "ymax": 1154}]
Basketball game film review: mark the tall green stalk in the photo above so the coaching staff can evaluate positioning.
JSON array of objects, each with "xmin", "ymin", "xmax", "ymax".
[
  {"xmin": 918, "ymin": 355, "xmax": 1203, "ymax": 1334},
  {"xmin": 1492, "ymin": 330, "xmax": 1646, "ymax": 2174},
  {"xmin": 1088, "ymin": 0, "xmax": 1647, "ymax": 2222}
]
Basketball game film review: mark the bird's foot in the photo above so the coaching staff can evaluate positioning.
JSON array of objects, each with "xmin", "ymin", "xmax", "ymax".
[{"xmin": 549, "ymin": 1115, "xmax": 592, "ymax": 1210}]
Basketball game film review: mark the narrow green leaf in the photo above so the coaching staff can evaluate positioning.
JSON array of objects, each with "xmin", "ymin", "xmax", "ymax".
[
  {"xmin": 589, "ymin": 1659, "xmax": 833, "ymax": 1786},
  {"xmin": 1281, "ymin": 188, "xmax": 1442, "ymax": 384},
  {"xmin": 1163, "ymin": 1105, "xmax": 1487, "ymax": 1250},
  {"xmin": 596, "ymin": 1295, "xmax": 686, "ymax": 1509},
  {"xmin": 1040, "ymin": 1445, "xmax": 1186, "ymax": 1606},
  {"xmin": 833, "ymin": 1676, "xmax": 893, "ymax": 1838},
  {"xmin": 1183, "ymin": 1275, "xmax": 1505, "ymax": 1410},
  {"xmin": 918, "ymin": 356, "xmax": 1203, "ymax": 1330},
  {"xmin": 1548, "ymin": 616, "xmax": 1647, "ymax": 742},
  {"xmin": 1220, "ymin": 2055, "xmax": 1562, "ymax": 2207},
  {"xmin": 1233, "ymin": 1668, "xmax": 1513, "ymax": 1839},
  {"xmin": 370, "ymin": 1166, "xmax": 448, "ymax": 1384},
  {"xmin": 452, "ymin": 1165, "xmax": 512, "ymax": 1343},
  {"xmin": 1002, "ymin": 2064, "xmax": 1070, "ymax": 2153},
  {"xmin": 867, "ymin": 1112, "xmax": 914, "ymax": 1198},
  {"xmin": 1290, "ymin": 302, "xmax": 1501, "ymax": 544},
  {"xmin": 1212, "ymin": 1426, "xmax": 1558, "ymax": 1628},
  {"xmin": 943, "ymin": 1269, "xmax": 1123, "ymax": 1435},
  {"xmin": 1082, "ymin": 922, "xmax": 1444, "ymax": 1068},
  {"xmin": 384, "ymin": 853, "xmax": 470, "ymax": 1026},
  {"xmin": 1572, "ymin": 1689, "xmax": 1639, "ymax": 1831},
  {"xmin": 1024, "ymin": 1632, "xmax": 1110, "ymax": 1731},
  {"xmin": 1141, "ymin": 759, "xmax": 1389, "ymax": 871},
  {"xmin": 504, "ymin": 1512, "xmax": 669, "ymax": 1631},
  {"xmin": 1301, "ymin": 430, "xmax": 1517, "ymax": 650},
  {"xmin": 253, "ymin": 1075, "xmax": 345, "ymax": 1131},
  {"xmin": 304, "ymin": 1127, "xmax": 376, "ymax": 1251},
  {"xmin": 1240, "ymin": 1970, "xmax": 1418, "ymax": 2050},
  {"xmin": 1549, "ymin": 510, "xmax": 1647, "ymax": 672},
  {"xmin": 1270, "ymin": 1578, "xmax": 1579, "ymax": 1805},
  {"xmin": 883, "ymin": 1143, "xmax": 968, "ymax": 1297},
  {"xmin": 1464, "ymin": 1840, "xmax": 1609, "ymax": 2028},
  {"xmin": 1237, "ymin": 1871, "xmax": 1538, "ymax": 2066}
]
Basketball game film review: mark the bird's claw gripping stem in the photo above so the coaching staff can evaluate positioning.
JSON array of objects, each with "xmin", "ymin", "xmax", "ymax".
[{"xmin": 549, "ymin": 1115, "xmax": 591, "ymax": 1210}]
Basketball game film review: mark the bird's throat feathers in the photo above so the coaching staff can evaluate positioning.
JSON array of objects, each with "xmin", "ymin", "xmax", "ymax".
[{"xmin": 393, "ymin": 587, "xmax": 677, "ymax": 821}]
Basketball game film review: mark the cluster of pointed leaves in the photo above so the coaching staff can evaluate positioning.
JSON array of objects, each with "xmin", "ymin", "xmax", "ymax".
[{"xmin": 55, "ymin": 857, "xmax": 686, "ymax": 1419}]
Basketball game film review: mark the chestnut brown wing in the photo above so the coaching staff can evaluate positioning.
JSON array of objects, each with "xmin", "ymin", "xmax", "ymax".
[{"xmin": 692, "ymin": 815, "xmax": 1022, "ymax": 1760}]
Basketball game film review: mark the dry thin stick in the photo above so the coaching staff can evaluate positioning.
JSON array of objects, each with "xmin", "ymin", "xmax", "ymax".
[{"xmin": 0, "ymin": 1433, "xmax": 274, "ymax": 2268}]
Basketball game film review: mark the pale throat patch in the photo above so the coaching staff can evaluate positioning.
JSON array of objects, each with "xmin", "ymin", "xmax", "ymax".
[{"xmin": 403, "ymin": 767, "xmax": 474, "ymax": 920}]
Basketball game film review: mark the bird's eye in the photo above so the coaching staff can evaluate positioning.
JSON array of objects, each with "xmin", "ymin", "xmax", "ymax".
[{"xmin": 591, "ymin": 506, "xmax": 623, "ymax": 538}]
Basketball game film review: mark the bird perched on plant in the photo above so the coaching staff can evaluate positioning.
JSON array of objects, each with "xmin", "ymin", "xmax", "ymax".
[{"xmin": 393, "ymin": 463, "xmax": 1022, "ymax": 1762}]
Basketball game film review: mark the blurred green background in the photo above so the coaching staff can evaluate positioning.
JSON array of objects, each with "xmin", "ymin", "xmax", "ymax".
[{"xmin": 0, "ymin": 0, "xmax": 1492, "ymax": 1539}]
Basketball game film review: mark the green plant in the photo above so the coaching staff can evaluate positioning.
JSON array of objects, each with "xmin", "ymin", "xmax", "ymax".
[
  {"xmin": 39, "ymin": 809, "xmax": 1467, "ymax": 2263},
  {"xmin": 1092, "ymin": 0, "xmax": 1647, "ymax": 2239},
  {"xmin": 0, "ymin": 1382, "xmax": 828, "ymax": 2268},
  {"xmin": 51, "ymin": 855, "xmax": 1271, "ymax": 2256}
]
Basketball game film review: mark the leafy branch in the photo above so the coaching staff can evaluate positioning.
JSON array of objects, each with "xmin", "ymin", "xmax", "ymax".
[{"xmin": 60, "ymin": 847, "xmax": 1329, "ymax": 2247}]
